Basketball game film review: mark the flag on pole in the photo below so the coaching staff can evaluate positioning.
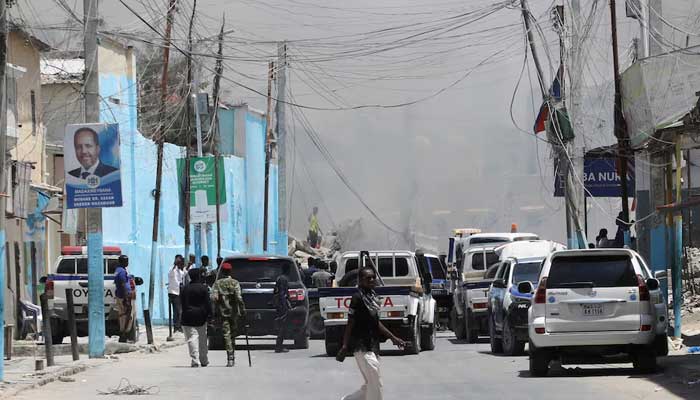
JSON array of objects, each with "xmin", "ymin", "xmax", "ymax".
[{"xmin": 533, "ymin": 101, "xmax": 549, "ymax": 134}]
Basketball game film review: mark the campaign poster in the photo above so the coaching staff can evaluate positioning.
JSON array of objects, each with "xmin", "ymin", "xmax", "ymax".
[{"xmin": 64, "ymin": 123, "xmax": 122, "ymax": 208}]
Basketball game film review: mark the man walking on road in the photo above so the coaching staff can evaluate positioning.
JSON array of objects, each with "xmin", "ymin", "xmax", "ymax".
[
  {"xmin": 312, "ymin": 260, "xmax": 334, "ymax": 288},
  {"xmin": 168, "ymin": 255, "xmax": 186, "ymax": 332},
  {"xmin": 181, "ymin": 268, "xmax": 213, "ymax": 367},
  {"xmin": 273, "ymin": 262, "xmax": 292, "ymax": 353},
  {"xmin": 212, "ymin": 262, "xmax": 246, "ymax": 367},
  {"xmin": 114, "ymin": 255, "xmax": 133, "ymax": 343}
]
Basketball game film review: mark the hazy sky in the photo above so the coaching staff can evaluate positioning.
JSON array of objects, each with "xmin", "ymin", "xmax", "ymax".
[{"xmin": 23, "ymin": 0, "xmax": 700, "ymax": 251}]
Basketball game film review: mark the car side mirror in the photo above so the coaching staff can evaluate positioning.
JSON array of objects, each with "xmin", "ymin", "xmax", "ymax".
[
  {"xmin": 134, "ymin": 277, "xmax": 144, "ymax": 286},
  {"xmin": 654, "ymin": 270, "xmax": 667, "ymax": 280},
  {"xmin": 517, "ymin": 281, "xmax": 534, "ymax": 294},
  {"xmin": 646, "ymin": 278, "xmax": 660, "ymax": 291},
  {"xmin": 39, "ymin": 276, "xmax": 47, "ymax": 284},
  {"xmin": 492, "ymin": 279, "xmax": 506, "ymax": 289}
]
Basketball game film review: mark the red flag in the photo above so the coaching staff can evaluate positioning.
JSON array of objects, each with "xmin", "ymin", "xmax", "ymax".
[{"xmin": 533, "ymin": 102, "xmax": 549, "ymax": 134}]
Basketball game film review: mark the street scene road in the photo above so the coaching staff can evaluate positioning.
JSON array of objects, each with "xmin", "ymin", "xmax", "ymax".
[{"xmin": 12, "ymin": 333, "xmax": 698, "ymax": 400}]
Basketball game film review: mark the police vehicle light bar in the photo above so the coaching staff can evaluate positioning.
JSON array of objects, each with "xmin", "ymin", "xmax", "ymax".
[{"xmin": 61, "ymin": 246, "xmax": 122, "ymax": 255}]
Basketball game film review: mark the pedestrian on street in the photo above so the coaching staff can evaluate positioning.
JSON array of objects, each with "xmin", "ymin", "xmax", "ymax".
[
  {"xmin": 181, "ymin": 268, "xmax": 213, "ymax": 368},
  {"xmin": 312, "ymin": 260, "xmax": 334, "ymax": 288},
  {"xmin": 596, "ymin": 228, "xmax": 609, "ymax": 248},
  {"xmin": 114, "ymin": 255, "xmax": 133, "ymax": 343},
  {"xmin": 273, "ymin": 262, "xmax": 292, "ymax": 353},
  {"xmin": 212, "ymin": 262, "xmax": 246, "ymax": 367},
  {"xmin": 304, "ymin": 257, "xmax": 319, "ymax": 287},
  {"xmin": 308, "ymin": 206, "xmax": 322, "ymax": 248},
  {"xmin": 183, "ymin": 254, "xmax": 199, "ymax": 286},
  {"xmin": 168, "ymin": 254, "xmax": 186, "ymax": 332},
  {"xmin": 340, "ymin": 267, "xmax": 406, "ymax": 400}
]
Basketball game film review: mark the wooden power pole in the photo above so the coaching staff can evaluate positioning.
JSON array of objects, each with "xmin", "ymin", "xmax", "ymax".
[
  {"xmin": 212, "ymin": 18, "xmax": 224, "ymax": 260},
  {"xmin": 147, "ymin": 0, "xmax": 178, "ymax": 344},
  {"xmin": 0, "ymin": 0, "xmax": 9, "ymax": 380},
  {"xmin": 263, "ymin": 61, "xmax": 274, "ymax": 252}
]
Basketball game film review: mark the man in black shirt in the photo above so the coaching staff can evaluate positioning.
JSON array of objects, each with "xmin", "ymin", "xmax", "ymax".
[
  {"xmin": 274, "ymin": 262, "xmax": 292, "ymax": 353},
  {"xmin": 181, "ymin": 269, "xmax": 213, "ymax": 367},
  {"xmin": 340, "ymin": 267, "xmax": 405, "ymax": 400}
]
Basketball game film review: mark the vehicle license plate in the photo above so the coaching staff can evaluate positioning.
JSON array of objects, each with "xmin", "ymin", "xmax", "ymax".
[
  {"xmin": 582, "ymin": 304, "xmax": 603, "ymax": 316},
  {"xmin": 75, "ymin": 306, "xmax": 83, "ymax": 314}
]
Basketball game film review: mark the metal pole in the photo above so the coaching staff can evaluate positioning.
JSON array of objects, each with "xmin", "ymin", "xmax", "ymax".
[
  {"xmin": 65, "ymin": 289, "xmax": 79, "ymax": 361},
  {"xmin": 148, "ymin": 0, "xmax": 178, "ymax": 344},
  {"xmin": 673, "ymin": 137, "xmax": 683, "ymax": 337},
  {"xmin": 192, "ymin": 64, "xmax": 204, "ymax": 265},
  {"xmin": 40, "ymin": 294, "xmax": 55, "ymax": 366},
  {"xmin": 183, "ymin": 0, "xmax": 196, "ymax": 263},
  {"xmin": 276, "ymin": 42, "xmax": 288, "ymax": 248},
  {"xmin": 0, "ymin": 0, "xmax": 8, "ymax": 381},
  {"xmin": 263, "ymin": 61, "xmax": 274, "ymax": 252},
  {"xmin": 84, "ymin": 0, "xmax": 105, "ymax": 358}
]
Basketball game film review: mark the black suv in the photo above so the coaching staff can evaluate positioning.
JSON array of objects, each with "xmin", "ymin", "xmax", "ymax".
[{"xmin": 208, "ymin": 255, "xmax": 310, "ymax": 349}]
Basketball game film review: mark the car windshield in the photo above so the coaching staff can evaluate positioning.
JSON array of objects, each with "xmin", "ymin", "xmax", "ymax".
[
  {"xmin": 512, "ymin": 262, "xmax": 541, "ymax": 284},
  {"xmin": 470, "ymin": 238, "xmax": 508, "ymax": 245},
  {"xmin": 427, "ymin": 257, "xmax": 446, "ymax": 280},
  {"xmin": 547, "ymin": 255, "xmax": 637, "ymax": 288},
  {"xmin": 228, "ymin": 258, "xmax": 300, "ymax": 283},
  {"xmin": 471, "ymin": 251, "xmax": 499, "ymax": 270}
]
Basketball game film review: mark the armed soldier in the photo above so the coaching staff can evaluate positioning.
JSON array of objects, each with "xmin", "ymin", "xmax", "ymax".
[{"xmin": 212, "ymin": 262, "xmax": 246, "ymax": 367}]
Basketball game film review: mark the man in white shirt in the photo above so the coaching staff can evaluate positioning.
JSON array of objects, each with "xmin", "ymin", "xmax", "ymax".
[{"xmin": 168, "ymin": 254, "xmax": 186, "ymax": 332}]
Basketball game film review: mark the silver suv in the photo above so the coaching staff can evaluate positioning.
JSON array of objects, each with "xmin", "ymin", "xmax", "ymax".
[{"xmin": 525, "ymin": 249, "xmax": 668, "ymax": 376}]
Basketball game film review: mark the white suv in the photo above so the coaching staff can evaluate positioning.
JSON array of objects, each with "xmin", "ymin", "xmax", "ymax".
[{"xmin": 525, "ymin": 249, "xmax": 668, "ymax": 376}]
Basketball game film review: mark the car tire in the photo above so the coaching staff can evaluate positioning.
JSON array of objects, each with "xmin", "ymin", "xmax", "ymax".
[
  {"xmin": 325, "ymin": 340, "xmax": 339, "ymax": 357},
  {"xmin": 420, "ymin": 323, "xmax": 436, "ymax": 351},
  {"xmin": 529, "ymin": 341, "xmax": 549, "ymax": 377},
  {"xmin": 406, "ymin": 316, "xmax": 421, "ymax": 355},
  {"xmin": 502, "ymin": 320, "xmax": 525, "ymax": 356},
  {"xmin": 633, "ymin": 349, "xmax": 657, "ymax": 374},
  {"xmin": 489, "ymin": 314, "xmax": 503, "ymax": 354},
  {"xmin": 308, "ymin": 306, "xmax": 325, "ymax": 339},
  {"xmin": 294, "ymin": 333, "xmax": 310, "ymax": 349},
  {"xmin": 465, "ymin": 310, "xmax": 477, "ymax": 344},
  {"xmin": 654, "ymin": 334, "xmax": 669, "ymax": 356},
  {"xmin": 452, "ymin": 308, "xmax": 467, "ymax": 340}
]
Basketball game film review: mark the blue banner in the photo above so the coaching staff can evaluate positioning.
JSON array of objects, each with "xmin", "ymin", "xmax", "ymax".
[
  {"xmin": 555, "ymin": 157, "xmax": 635, "ymax": 198},
  {"xmin": 64, "ymin": 123, "xmax": 122, "ymax": 208}
]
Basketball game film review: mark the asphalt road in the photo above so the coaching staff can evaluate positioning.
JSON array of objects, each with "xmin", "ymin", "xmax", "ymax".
[{"xmin": 14, "ymin": 332, "xmax": 699, "ymax": 399}]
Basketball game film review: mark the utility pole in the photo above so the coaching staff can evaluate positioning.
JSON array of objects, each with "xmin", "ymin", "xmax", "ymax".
[
  {"xmin": 212, "ymin": 18, "xmax": 224, "ymax": 260},
  {"xmin": 84, "ymin": 0, "xmax": 105, "ymax": 358},
  {"xmin": 148, "ymin": 0, "xmax": 177, "ymax": 344},
  {"xmin": 610, "ymin": 0, "xmax": 631, "ymax": 245},
  {"xmin": 0, "ymin": 0, "xmax": 8, "ymax": 380},
  {"xmin": 263, "ymin": 61, "xmax": 275, "ymax": 252},
  {"xmin": 183, "ymin": 0, "xmax": 196, "ymax": 264},
  {"xmin": 276, "ymin": 41, "xmax": 288, "ymax": 250},
  {"xmin": 193, "ymin": 56, "xmax": 204, "ymax": 265}
]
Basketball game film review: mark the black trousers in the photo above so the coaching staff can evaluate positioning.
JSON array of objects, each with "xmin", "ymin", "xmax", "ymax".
[
  {"xmin": 169, "ymin": 294, "xmax": 182, "ymax": 330},
  {"xmin": 275, "ymin": 313, "xmax": 288, "ymax": 349}
]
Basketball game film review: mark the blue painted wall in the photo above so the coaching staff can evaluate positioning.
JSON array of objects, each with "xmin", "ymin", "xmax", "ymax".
[{"xmin": 97, "ymin": 69, "xmax": 283, "ymax": 323}]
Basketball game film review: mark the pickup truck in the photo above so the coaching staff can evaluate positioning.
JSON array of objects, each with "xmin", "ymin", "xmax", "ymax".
[
  {"xmin": 424, "ymin": 253, "xmax": 451, "ymax": 330},
  {"xmin": 450, "ymin": 232, "xmax": 539, "ymax": 342},
  {"xmin": 43, "ymin": 246, "xmax": 142, "ymax": 344},
  {"xmin": 207, "ymin": 255, "xmax": 310, "ymax": 350},
  {"xmin": 320, "ymin": 250, "xmax": 436, "ymax": 356}
]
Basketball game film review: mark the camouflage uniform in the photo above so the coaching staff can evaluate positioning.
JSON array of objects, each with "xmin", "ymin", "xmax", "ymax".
[{"xmin": 212, "ymin": 277, "xmax": 246, "ymax": 354}]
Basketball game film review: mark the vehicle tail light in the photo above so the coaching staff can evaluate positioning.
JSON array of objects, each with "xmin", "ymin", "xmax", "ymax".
[
  {"xmin": 288, "ymin": 288, "xmax": 305, "ymax": 302},
  {"xmin": 45, "ymin": 279, "xmax": 54, "ymax": 299},
  {"xmin": 641, "ymin": 324, "xmax": 652, "ymax": 331},
  {"xmin": 637, "ymin": 275, "xmax": 650, "ymax": 301},
  {"xmin": 534, "ymin": 277, "xmax": 547, "ymax": 304},
  {"xmin": 535, "ymin": 327, "xmax": 545, "ymax": 334},
  {"xmin": 473, "ymin": 302, "xmax": 487, "ymax": 310},
  {"xmin": 387, "ymin": 311, "xmax": 404, "ymax": 318},
  {"xmin": 327, "ymin": 312, "xmax": 345, "ymax": 319}
]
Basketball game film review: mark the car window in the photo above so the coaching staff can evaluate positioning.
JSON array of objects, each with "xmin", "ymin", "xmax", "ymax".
[
  {"xmin": 471, "ymin": 251, "xmax": 498, "ymax": 271},
  {"xmin": 427, "ymin": 257, "xmax": 446, "ymax": 280},
  {"xmin": 484, "ymin": 264, "xmax": 500, "ymax": 279},
  {"xmin": 503, "ymin": 263, "xmax": 512, "ymax": 281},
  {"xmin": 227, "ymin": 258, "xmax": 300, "ymax": 282},
  {"xmin": 344, "ymin": 259, "xmax": 358, "ymax": 274},
  {"xmin": 394, "ymin": 258, "xmax": 409, "ymax": 276},
  {"xmin": 469, "ymin": 238, "xmax": 508, "ymax": 245},
  {"xmin": 378, "ymin": 258, "xmax": 393, "ymax": 277},
  {"xmin": 106, "ymin": 259, "xmax": 119, "ymax": 274},
  {"xmin": 76, "ymin": 258, "xmax": 87, "ymax": 274},
  {"xmin": 635, "ymin": 256, "xmax": 651, "ymax": 279},
  {"xmin": 56, "ymin": 259, "xmax": 75, "ymax": 274},
  {"xmin": 495, "ymin": 262, "xmax": 506, "ymax": 279},
  {"xmin": 512, "ymin": 262, "xmax": 541, "ymax": 284},
  {"xmin": 547, "ymin": 255, "xmax": 637, "ymax": 288}
]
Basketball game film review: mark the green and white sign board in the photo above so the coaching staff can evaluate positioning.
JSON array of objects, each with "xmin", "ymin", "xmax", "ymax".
[{"xmin": 177, "ymin": 156, "xmax": 226, "ymax": 224}]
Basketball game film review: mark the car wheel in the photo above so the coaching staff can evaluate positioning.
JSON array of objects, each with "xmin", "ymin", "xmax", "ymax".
[
  {"xmin": 452, "ymin": 308, "xmax": 466, "ymax": 340},
  {"xmin": 654, "ymin": 334, "xmax": 669, "ymax": 356},
  {"xmin": 489, "ymin": 314, "xmax": 503, "ymax": 354},
  {"xmin": 308, "ymin": 306, "xmax": 325, "ymax": 339},
  {"xmin": 325, "ymin": 339, "xmax": 339, "ymax": 357},
  {"xmin": 465, "ymin": 310, "xmax": 477, "ymax": 343},
  {"xmin": 420, "ymin": 323, "xmax": 436, "ymax": 351},
  {"xmin": 502, "ymin": 320, "xmax": 524, "ymax": 356},
  {"xmin": 529, "ymin": 341, "xmax": 549, "ymax": 377},
  {"xmin": 633, "ymin": 349, "xmax": 657, "ymax": 374},
  {"xmin": 406, "ymin": 316, "xmax": 421, "ymax": 355},
  {"xmin": 294, "ymin": 333, "xmax": 310, "ymax": 349}
]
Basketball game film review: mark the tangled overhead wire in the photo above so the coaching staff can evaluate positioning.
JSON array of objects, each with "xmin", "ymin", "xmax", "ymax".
[{"xmin": 98, "ymin": 378, "xmax": 160, "ymax": 396}]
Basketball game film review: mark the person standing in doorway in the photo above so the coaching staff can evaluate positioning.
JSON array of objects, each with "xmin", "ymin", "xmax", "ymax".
[
  {"xmin": 339, "ymin": 267, "xmax": 406, "ymax": 400},
  {"xmin": 273, "ymin": 262, "xmax": 292, "ymax": 353},
  {"xmin": 212, "ymin": 262, "xmax": 246, "ymax": 367},
  {"xmin": 181, "ymin": 268, "xmax": 213, "ymax": 367},
  {"xmin": 114, "ymin": 255, "xmax": 133, "ymax": 343},
  {"xmin": 308, "ymin": 207, "xmax": 322, "ymax": 248},
  {"xmin": 168, "ymin": 255, "xmax": 186, "ymax": 332}
]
